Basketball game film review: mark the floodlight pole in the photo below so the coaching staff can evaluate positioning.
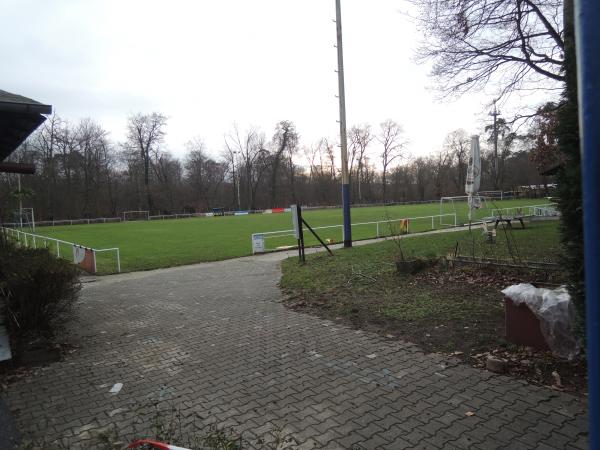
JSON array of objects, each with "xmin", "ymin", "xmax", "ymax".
[
  {"xmin": 335, "ymin": 0, "xmax": 352, "ymax": 248},
  {"xmin": 574, "ymin": 0, "xmax": 600, "ymax": 445},
  {"xmin": 18, "ymin": 174, "xmax": 23, "ymax": 228},
  {"xmin": 232, "ymin": 151, "xmax": 241, "ymax": 211},
  {"xmin": 489, "ymin": 100, "xmax": 501, "ymax": 190}
]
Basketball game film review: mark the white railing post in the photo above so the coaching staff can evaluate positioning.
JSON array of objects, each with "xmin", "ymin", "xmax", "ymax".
[
  {"xmin": 56, "ymin": 241, "xmax": 60, "ymax": 257},
  {"xmin": 376, "ymin": 222, "xmax": 380, "ymax": 238},
  {"xmin": 432, "ymin": 216, "xmax": 434, "ymax": 229},
  {"xmin": 116, "ymin": 248, "xmax": 121, "ymax": 273},
  {"xmin": 33, "ymin": 235, "xmax": 36, "ymax": 248}
]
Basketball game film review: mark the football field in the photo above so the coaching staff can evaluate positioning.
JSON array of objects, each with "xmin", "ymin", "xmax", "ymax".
[{"xmin": 27, "ymin": 198, "xmax": 551, "ymax": 273}]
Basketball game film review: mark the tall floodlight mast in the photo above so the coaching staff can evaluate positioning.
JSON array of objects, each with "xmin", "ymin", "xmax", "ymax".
[
  {"xmin": 489, "ymin": 99, "xmax": 501, "ymax": 190},
  {"xmin": 335, "ymin": 0, "xmax": 352, "ymax": 247}
]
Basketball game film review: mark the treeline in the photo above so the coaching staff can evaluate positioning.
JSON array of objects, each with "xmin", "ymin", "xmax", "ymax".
[{"xmin": 0, "ymin": 112, "xmax": 553, "ymax": 221}]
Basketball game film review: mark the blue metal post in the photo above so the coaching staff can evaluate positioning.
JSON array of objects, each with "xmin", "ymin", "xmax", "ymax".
[
  {"xmin": 342, "ymin": 183, "xmax": 351, "ymax": 246},
  {"xmin": 574, "ymin": 0, "xmax": 600, "ymax": 446},
  {"xmin": 335, "ymin": 0, "xmax": 352, "ymax": 247}
]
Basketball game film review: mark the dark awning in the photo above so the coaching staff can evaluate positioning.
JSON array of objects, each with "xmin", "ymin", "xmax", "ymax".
[{"xmin": 0, "ymin": 89, "xmax": 52, "ymax": 161}]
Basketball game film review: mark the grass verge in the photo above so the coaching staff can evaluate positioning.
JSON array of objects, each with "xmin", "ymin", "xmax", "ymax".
[{"xmin": 280, "ymin": 220, "xmax": 587, "ymax": 394}]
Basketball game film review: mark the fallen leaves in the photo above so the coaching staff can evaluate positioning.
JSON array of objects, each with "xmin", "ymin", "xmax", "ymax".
[{"xmin": 468, "ymin": 347, "xmax": 586, "ymax": 395}]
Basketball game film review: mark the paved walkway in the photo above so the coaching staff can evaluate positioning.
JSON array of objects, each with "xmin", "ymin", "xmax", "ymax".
[{"xmin": 2, "ymin": 251, "xmax": 588, "ymax": 449}]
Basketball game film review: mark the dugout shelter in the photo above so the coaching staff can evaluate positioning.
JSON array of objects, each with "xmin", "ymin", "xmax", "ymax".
[{"xmin": 0, "ymin": 89, "xmax": 52, "ymax": 173}]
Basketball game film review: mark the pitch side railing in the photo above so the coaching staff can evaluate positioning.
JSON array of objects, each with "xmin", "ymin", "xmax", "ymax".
[
  {"xmin": 250, "ymin": 213, "xmax": 457, "ymax": 254},
  {"xmin": 489, "ymin": 203, "xmax": 558, "ymax": 219},
  {"xmin": 1, "ymin": 226, "xmax": 121, "ymax": 273}
]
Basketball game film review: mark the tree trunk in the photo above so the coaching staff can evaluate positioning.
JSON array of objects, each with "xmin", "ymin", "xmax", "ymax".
[
  {"xmin": 144, "ymin": 156, "xmax": 153, "ymax": 211},
  {"xmin": 382, "ymin": 169, "xmax": 387, "ymax": 203}
]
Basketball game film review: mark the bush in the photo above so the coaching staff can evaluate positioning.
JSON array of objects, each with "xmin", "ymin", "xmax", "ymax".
[{"xmin": 0, "ymin": 237, "xmax": 80, "ymax": 340}]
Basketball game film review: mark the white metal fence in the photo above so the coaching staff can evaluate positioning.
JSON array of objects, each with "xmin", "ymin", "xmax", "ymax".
[
  {"xmin": 1, "ymin": 226, "xmax": 121, "ymax": 273},
  {"xmin": 251, "ymin": 213, "xmax": 457, "ymax": 254},
  {"xmin": 489, "ymin": 203, "xmax": 558, "ymax": 218},
  {"xmin": 3, "ymin": 217, "xmax": 122, "ymax": 228}
]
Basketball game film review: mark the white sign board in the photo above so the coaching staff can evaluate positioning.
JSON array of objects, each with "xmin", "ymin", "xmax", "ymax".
[
  {"xmin": 252, "ymin": 234, "xmax": 265, "ymax": 253},
  {"xmin": 291, "ymin": 205, "xmax": 300, "ymax": 239},
  {"xmin": 73, "ymin": 245, "xmax": 86, "ymax": 264}
]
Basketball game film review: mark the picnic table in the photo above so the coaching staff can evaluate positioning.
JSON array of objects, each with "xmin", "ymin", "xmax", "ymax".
[{"xmin": 494, "ymin": 216, "xmax": 525, "ymax": 229}]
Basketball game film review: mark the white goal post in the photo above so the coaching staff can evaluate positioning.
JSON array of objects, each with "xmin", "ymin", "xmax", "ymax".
[
  {"xmin": 122, "ymin": 210, "xmax": 149, "ymax": 221},
  {"xmin": 479, "ymin": 190, "xmax": 504, "ymax": 199},
  {"xmin": 12, "ymin": 207, "xmax": 35, "ymax": 231},
  {"xmin": 439, "ymin": 195, "xmax": 492, "ymax": 225}
]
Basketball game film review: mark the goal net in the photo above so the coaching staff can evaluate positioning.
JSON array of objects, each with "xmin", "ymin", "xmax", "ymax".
[
  {"xmin": 439, "ymin": 195, "xmax": 490, "ymax": 224},
  {"xmin": 123, "ymin": 210, "xmax": 149, "ymax": 221},
  {"xmin": 12, "ymin": 207, "xmax": 35, "ymax": 231},
  {"xmin": 479, "ymin": 190, "xmax": 503, "ymax": 200}
]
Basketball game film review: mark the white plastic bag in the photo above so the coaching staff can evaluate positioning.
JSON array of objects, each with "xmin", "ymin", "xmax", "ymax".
[{"xmin": 502, "ymin": 283, "xmax": 579, "ymax": 360}]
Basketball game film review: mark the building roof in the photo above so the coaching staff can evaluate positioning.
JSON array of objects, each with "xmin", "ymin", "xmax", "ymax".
[{"xmin": 0, "ymin": 89, "xmax": 52, "ymax": 161}]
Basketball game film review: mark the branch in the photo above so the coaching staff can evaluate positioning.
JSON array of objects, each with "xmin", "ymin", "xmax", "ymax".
[{"xmin": 522, "ymin": 0, "xmax": 564, "ymax": 50}]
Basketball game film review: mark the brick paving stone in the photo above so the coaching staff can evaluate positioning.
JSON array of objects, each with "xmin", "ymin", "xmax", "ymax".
[
  {"xmin": 402, "ymin": 427, "xmax": 433, "ymax": 445},
  {"xmin": 0, "ymin": 252, "xmax": 589, "ymax": 449},
  {"xmin": 356, "ymin": 432, "xmax": 391, "ymax": 449},
  {"xmin": 332, "ymin": 433, "xmax": 365, "ymax": 449},
  {"xmin": 566, "ymin": 433, "xmax": 590, "ymax": 450},
  {"xmin": 488, "ymin": 425, "xmax": 527, "ymax": 444}
]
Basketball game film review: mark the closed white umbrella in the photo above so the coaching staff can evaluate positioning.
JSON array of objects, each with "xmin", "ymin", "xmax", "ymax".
[{"xmin": 465, "ymin": 135, "xmax": 481, "ymax": 222}]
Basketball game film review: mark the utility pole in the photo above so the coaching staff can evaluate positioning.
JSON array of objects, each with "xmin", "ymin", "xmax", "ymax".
[
  {"xmin": 235, "ymin": 153, "xmax": 241, "ymax": 211},
  {"xmin": 489, "ymin": 99, "xmax": 501, "ymax": 190},
  {"xmin": 335, "ymin": 0, "xmax": 352, "ymax": 247},
  {"xmin": 18, "ymin": 173, "xmax": 23, "ymax": 228},
  {"xmin": 231, "ymin": 151, "xmax": 240, "ymax": 211}
]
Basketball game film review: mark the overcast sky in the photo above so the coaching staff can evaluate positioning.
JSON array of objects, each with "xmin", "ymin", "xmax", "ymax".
[{"xmin": 2, "ymin": 0, "xmax": 536, "ymax": 163}]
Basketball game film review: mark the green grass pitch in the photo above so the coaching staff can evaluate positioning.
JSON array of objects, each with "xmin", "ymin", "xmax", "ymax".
[{"xmin": 29, "ymin": 198, "xmax": 552, "ymax": 273}]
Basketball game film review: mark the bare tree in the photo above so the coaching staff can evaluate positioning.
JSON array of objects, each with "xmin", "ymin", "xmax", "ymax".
[
  {"xmin": 29, "ymin": 113, "xmax": 62, "ymax": 217},
  {"xmin": 224, "ymin": 125, "xmax": 269, "ymax": 210},
  {"xmin": 528, "ymin": 103, "xmax": 561, "ymax": 190},
  {"xmin": 430, "ymin": 148, "xmax": 454, "ymax": 198},
  {"xmin": 377, "ymin": 119, "xmax": 407, "ymax": 203},
  {"xmin": 443, "ymin": 129, "xmax": 470, "ymax": 191},
  {"xmin": 126, "ymin": 112, "xmax": 167, "ymax": 211},
  {"xmin": 75, "ymin": 118, "xmax": 111, "ymax": 217},
  {"xmin": 410, "ymin": 157, "xmax": 433, "ymax": 201},
  {"xmin": 270, "ymin": 121, "xmax": 298, "ymax": 206},
  {"xmin": 185, "ymin": 138, "xmax": 227, "ymax": 211},
  {"xmin": 349, "ymin": 124, "xmax": 373, "ymax": 202},
  {"xmin": 412, "ymin": 0, "xmax": 564, "ymax": 104},
  {"xmin": 484, "ymin": 118, "xmax": 517, "ymax": 189}
]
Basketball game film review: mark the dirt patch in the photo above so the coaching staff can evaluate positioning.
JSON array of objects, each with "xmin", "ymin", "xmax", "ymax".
[{"xmin": 282, "ymin": 263, "xmax": 587, "ymax": 396}]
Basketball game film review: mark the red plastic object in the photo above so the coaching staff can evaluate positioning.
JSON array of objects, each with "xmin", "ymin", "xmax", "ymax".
[
  {"xmin": 504, "ymin": 297, "xmax": 550, "ymax": 350},
  {"xmin": 127, "ymin": 439, "xmax": 191, "ymax": 450}
]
